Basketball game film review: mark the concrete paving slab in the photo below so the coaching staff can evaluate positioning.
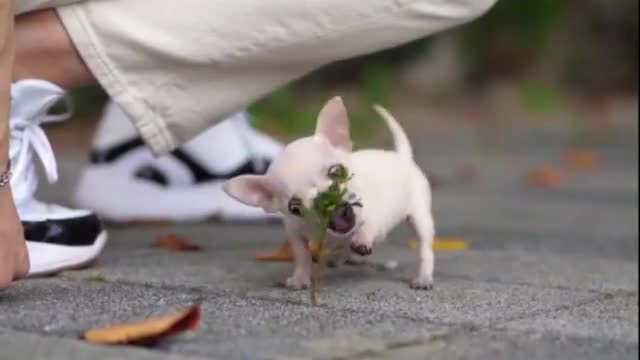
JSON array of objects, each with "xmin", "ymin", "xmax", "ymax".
[
  {"xmin": 392, "ymin": 330, "xmax": 640, "ymax": 360},
  {"xmin": 59, "ymin": 243, "xmax": 602, "ymax": 326},
  {"xmin": 432, "ymin": 222, "xmax": 638, "ymax": 262},
  {"xmin": 0, "ymin": 330, "xmax": 203, "ymax": 360},
  {"xmin": 0, "ymin": 279, "xmax": 201, "ymax": 337},
  {"xmin": 501, "ymin": 292, "xmax": 639, "ymax": 343},
  {"xmin": 245, "ymin": 279, "xmax": 598, "ymax": 326},
  {"xmin": 0, "ymin": 279, "xmax": 454, "ymax": 359},
  {"xmin": 63, "ymin": 264, "xmax": 596, "ymax": 328},
  {"xmin": 433, "ymin": 249, "xmax": 639, "ymax": 292},
  {"xmin": 160, "ymin": 317, "xmax": 451, "ymax": 360}
]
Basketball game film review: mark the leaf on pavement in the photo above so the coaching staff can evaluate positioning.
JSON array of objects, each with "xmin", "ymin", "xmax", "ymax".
[
  {"xmin": 82, "ymin": 304, "xmax": 201, "ymax": 345},
  {"xmin": 564, "ymin": 148, "xmax": 601, "ymax": 171},
  {"xmin": 153, "ymin": 234, "xmax": 201, "ymax": 252},
  {"xmin": 409, "ymin": 238, "xmax": 469, "ymax": 251},
  {"xmin": 527, "ymin": 166, "xmax": 567, "ymax": 189},
  {"xmin": 254, "ymin": 242, "xmax": 319, "ymax": 262},
  {"xmin": 454, "ymin": 164, "xmax": 481, "ymax": 183}
]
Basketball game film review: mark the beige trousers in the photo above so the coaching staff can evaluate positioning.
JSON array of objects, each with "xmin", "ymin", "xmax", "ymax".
[{"xmin": 15, "ymin": 0, "xmax": 496, "ymax": 154}]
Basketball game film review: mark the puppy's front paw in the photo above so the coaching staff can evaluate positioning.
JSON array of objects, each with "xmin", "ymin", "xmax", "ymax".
[
  {"xmin": 410, "ymin": 276, "xmax": 434, "ymax": 291},
  {"xmin": 285, "ymin": 274, "xmax": 311, "ymax": 290},
  {"xmin": 350, "ymin": 243, "xmax": 372, "ymax": 256}
]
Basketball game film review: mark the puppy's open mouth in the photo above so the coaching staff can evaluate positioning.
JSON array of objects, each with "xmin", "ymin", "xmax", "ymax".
[{"xmin": 328, "ymin": 203, "xmax": 358, "ymax": 234}]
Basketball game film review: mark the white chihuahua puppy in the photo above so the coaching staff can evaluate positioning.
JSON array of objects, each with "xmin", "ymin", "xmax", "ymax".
[{"xmin": 223, "ymin": 97, "xmax": 435, "ymax": 290}]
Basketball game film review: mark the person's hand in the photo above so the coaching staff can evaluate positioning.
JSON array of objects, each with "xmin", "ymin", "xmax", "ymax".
[{"xmin": 0, "ymin": 186, "xmax": 29, "ymax": 290}]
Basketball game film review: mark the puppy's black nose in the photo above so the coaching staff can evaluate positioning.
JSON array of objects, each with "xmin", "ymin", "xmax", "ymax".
[{"xmin": 350, "ymin": 243, "xmax": 372, "ymax": 256}]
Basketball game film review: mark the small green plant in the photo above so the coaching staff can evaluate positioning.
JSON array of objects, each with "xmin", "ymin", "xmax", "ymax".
[{"xmin": 303, "ymin": 164, "xmax": 355, "ymax": 306}]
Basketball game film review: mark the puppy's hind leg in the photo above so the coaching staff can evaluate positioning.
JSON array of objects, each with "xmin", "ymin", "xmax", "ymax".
[{"xmin": 407, "ymin": 177, "xmax": 435, "ymax": 290}]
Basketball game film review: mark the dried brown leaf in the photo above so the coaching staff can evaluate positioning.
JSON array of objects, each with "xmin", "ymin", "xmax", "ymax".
[
  {"xmin": 454, "ymin": 164, "xmax": 481, "ymax": 183},
  {"xmin": 564, "ymin": 148, "xmax": 601, "ymax": 172},
  {"xmin": 153, "ymin": 234, "xmax": 201, "ymax": 252},
  {"xmin": 254, "ymin": 242, "xmax": 319, "ymax": 262},
  {"xmin": 527, "ymin": 166, "xmax": 567, "ymax": 189},
  {"xmin": 82, "ymin": 304, "xmax": 200, "ymax": 345}
]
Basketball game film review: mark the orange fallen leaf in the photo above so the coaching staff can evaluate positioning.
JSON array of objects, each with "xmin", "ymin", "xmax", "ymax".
[
  {"xmin": 153, "ymin": 234, "xmax": 201, "ymax": 252},
  {"xmin": 82, "ymin": 304, "xmax": 200, "ymax": 345},
  {"xmin": 409, "ymin": 238, "xmax": 469, "ymax": 251},
  {"xmin": 254, "ymin": 242, "xmax": 319, "ymax": 262},
  {"xmin": 454, "ymin": 164, "xmax": 480, "ymax": 183},
  {"xmin": 564, "ymin": 148, "xmax": 601, "ymax": 171},
  {"xmin": 527, "ymin": 166, "xmax": 567, "ymax": 189}
]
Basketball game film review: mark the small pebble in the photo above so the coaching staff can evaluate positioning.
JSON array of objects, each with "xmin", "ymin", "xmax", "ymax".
[{"xmin": 384, "ymin": 260, "xmax": 399, "ymax": 270}]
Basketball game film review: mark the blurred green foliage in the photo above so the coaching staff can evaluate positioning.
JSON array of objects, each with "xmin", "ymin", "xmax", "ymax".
[
  {"xmin": 518, "ymin": 81, "xmax": 563, "ymax": 113},
  {"xmin": 69, "ymin": 86, "xmax": 108, "ymax": 118},
  {"xmin": 249, "ymin": 59, "xmax": 398, "ymax": 145},
  {"xmin": 565, "ymin": 1, "xmax": 639, "ymax": 92},
  {"xmin": 248, "ymin": 38, "xmax": 431, "ymax": 142},
  {"xmin": 460, "ymin": 0, "xmax": 567, "ymax": 82}
]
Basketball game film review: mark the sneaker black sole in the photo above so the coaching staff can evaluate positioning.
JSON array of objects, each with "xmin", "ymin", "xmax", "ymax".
[{"xmin": 23, "ymin": 215, "xmax": 108, "ymax": 277}]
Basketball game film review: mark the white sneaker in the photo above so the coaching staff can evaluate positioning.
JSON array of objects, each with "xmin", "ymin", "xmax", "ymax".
[
  {"xmin": 73, "ymin": 100, "xmax": 284, "ymax": 223},
  {"xmin": 10, "ymin": 80, "xmax": 108, "ymax": 276}
]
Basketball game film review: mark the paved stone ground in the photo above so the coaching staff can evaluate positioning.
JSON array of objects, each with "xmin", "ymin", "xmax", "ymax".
[{"xmin": 1, "ymin": 125, "xmax": 638, "ymax": 359}]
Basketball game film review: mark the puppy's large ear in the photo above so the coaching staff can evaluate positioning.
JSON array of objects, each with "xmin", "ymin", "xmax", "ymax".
[
  {"xmin": 223, "ymin": 175, "xmax": 279, "ymax": 213},
  {"xmin": 314, "ymin": 96, "xmax": 352, "ymax": 151}
]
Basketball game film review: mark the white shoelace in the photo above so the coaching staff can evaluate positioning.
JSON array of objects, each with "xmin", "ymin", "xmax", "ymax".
[{"xmin": 9, "ymin": 88, "xmax": 73, "ymax": 206}]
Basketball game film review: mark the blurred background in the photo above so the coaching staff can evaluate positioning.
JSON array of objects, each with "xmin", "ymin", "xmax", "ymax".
[{"xmin": 50, "ymin": 0, "xmax": 638, "ymax": 156}]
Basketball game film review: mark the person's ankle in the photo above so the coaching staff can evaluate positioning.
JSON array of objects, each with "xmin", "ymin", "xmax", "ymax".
[
  {"xmin": 0, "ymin": 158, "xmax": 10, "ymax": 188},
  {"xmin": 0, "ymin": 186, "xmax": 29, "ymax": 291}
]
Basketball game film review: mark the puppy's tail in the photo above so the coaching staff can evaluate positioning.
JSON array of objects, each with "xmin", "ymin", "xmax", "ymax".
[{"xmin": 373, "ymin": 104, "xmax": 413, "ymax": 159}]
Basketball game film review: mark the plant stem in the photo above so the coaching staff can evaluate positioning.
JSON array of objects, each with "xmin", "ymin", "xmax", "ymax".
[{"xmin": 310, "ymin": 219, "xmax": 329, "ymax": 306}]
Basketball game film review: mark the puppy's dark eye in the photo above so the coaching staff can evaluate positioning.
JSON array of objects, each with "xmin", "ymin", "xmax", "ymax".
[
  {"xmin": 288, "ymin": 197, "xmax": 304, "ymax": 217},
  {"xmin": 328, "ymin": 164, "xmax": 347, "ymax": 180}
]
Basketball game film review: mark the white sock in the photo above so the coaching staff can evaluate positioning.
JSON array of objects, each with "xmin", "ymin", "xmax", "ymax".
[
  {"xmin": 91, "ymin": 100, "xmax": 139, "ymax": 151},
  {"xmin": 181, "ymin": 112, "xmax": 254, "ymax": 173},
  {"xmin": 92, "ymin": 100, "xmax": 282, "ymax": 173}
]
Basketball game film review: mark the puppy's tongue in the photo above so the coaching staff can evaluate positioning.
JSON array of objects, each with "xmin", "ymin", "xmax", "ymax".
[{"xmin": 328, "ymin": 204, "xmax": 355, "ymax": 234}]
